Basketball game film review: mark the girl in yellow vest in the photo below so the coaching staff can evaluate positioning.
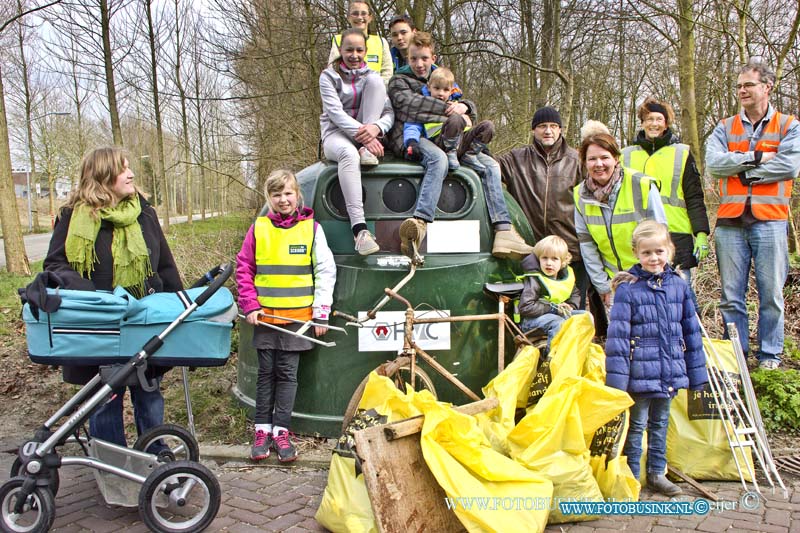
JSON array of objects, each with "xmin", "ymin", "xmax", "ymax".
[
  {"xmin": 517, "ymin": 235, "xmax": 582, "ymax": 346},
  {"xmin": 236, "ymin": 170, "xmax": 336, "ymax": 462},
  {"xmin": 328, "ymin": 1, "xmax": 393, "ymax": 85}
]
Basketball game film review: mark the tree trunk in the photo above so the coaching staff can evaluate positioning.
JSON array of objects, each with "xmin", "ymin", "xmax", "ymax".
[
  {"xmin": 677, "ymin": 0, "xmax": 702, "ymax": 173},
  {"xmin": 145, "ymin": 0, "xmax": 169, "ymax": 231},
  {"xmin": 100, "ymin": 0, "xmax": 123, "ymax": 146},
  {"xmin": 174, "ymin": 0, "xmax": 192, "ymax": 224},
  {"xmin": 193, "ymin": 43, "xmax": 207, "ymax": 220},
  {"xmin": 0, "ymin": 66, "xmax": 31, "ymax": 275},
  {"xmin": 16, "ymin": 0, "xmax": 39, "ymax": 232}
]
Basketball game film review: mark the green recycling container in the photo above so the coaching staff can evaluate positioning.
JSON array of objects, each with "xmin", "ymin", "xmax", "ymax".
[{"xmin": 232, "ymin": 159, "xmax": 534, "ymax": 437}]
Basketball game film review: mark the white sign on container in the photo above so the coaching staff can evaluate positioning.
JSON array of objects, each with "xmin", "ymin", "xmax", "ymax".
[{"xmin": 357, "ymin": 310, "xmax": 451, "ymax": 352}]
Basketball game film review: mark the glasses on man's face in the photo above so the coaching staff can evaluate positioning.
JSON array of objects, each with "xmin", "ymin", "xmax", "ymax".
[
  {"xmin": 736, "ymin": 81, "xmax": 763, "ymax": 90},
  {"xmin": 350, "ymin": 11, "xmax": 369, "ymax": 17}
]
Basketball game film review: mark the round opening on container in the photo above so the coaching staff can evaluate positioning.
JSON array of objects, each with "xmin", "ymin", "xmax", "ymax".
[
  {"xmin": 382, "ymin": 178, "xmax": 417, "ymax": 213},
  {"xmin": 327, "ymin": 181, "xmax": 365, "ymax": 218},
  {"xmin": 437, "ymin": 178, "xmax": 468, "ymax": 214}
]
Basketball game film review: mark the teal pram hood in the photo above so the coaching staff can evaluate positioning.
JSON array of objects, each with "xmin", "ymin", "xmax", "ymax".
[{"xmin": 23, "ymin": 285, "xmax": 236, "ymax": 367}]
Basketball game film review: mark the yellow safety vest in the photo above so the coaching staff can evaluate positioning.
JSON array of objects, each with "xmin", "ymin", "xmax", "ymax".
[
  {"xmin": 518, "ymin": 266, "xmax": 575, "ymax": 304},
  {"xmin": 333, "ymin": 33, "xmax": 384, "ymax": 74},
  {"xmin": 574, "ymin": 169, "xmax": 655, "ymax": 277},
  {"xmin": 254, "ymin": 217, "xmax": 315, "ymax": 323},
  {"xmin": 622, "ymin": 144, "xmax": 692, "ymax": 234}
]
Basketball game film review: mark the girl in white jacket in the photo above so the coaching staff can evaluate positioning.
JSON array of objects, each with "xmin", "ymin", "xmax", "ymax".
[{"xmin": 320, "ymin": 28, "xmax": 394, "ymax": 255}]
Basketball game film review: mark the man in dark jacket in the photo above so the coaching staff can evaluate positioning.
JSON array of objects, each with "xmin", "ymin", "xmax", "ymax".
[{"xmin": 496, "ymin": 107, "xmax": 602, "ymax": 319}]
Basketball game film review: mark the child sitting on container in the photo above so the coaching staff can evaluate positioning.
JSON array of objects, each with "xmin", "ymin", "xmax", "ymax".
[
  {"xmin": 391, "ymin": 34, "xmax": 533, "ymax": 261},
  {"xmin": 517, "ymin": 235, "xmax": 581, "ymax": 345},
  {"xmin": 403, "ymin": 66, "xmax": 492, "ymax": 171},
  {"xmin": 605, "ymin": 220, "xmax": 707, "ymax": 495},
  {"xmin": 236, "ymin": 169, "xmax": 337, "ymax": 462}
]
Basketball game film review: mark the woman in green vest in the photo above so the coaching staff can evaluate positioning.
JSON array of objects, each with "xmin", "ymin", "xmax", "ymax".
[
  {"xmin": 328, "ymin": 1, "xmax": 393, "ymax": 85},
  {"xmin": 621, "ymin": 98, "xmax": 710, "ymax": 288},
  {"xmin": 573, "ymin": 121, "xmax": 667, "ymax": 311}
]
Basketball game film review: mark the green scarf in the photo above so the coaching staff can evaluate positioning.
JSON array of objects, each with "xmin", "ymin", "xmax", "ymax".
[{"xmin": 65, "ymin": 195, "xmax": 152, "ymax": 297}]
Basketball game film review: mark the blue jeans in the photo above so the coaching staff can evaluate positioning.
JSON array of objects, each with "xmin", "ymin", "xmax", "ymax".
[
  {"xmin": 520, "ymin": 310, "xmax": 585, "ymax": 345},
  {"xmin": 90, "ymin": 379, "xmax": 164, "ymax": 447},
  {"xmin": 413, "ymin": 138, "xmax": 449, "ymax": 222},
  {"xmin": 461, "ymin": 153, "xmax": 511, "ymax": 225},
  {"xmin": 623, "ymin": 397, "xmax": 672, "ymax": 479},
  {"xmin": 715, "ymin": 222, "xmax": 788, "ymax": 362}
]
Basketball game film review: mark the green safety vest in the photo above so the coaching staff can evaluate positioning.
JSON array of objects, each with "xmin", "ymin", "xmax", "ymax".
[
  {"xmin": 574, "ymin": 169, "xmax": 655, "ymax": 277},
  {"xmin": 333, "ymin": 33, "xmax": 384, "ymax": 74},
  {"xmin": 254, "ymin": 217, "xmax": 315, "ymax": 311},
  {"xmin": 622, "ymin": 144, "xmax": 691, "ymax": 234},
  {"xmin": 518, "ymin": 266, "xmax": 575, "ymax": 304}
]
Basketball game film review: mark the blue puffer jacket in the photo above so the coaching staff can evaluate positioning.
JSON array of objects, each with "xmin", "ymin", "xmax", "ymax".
[{"xmin": 605, "ymin": 264, "xmax": 707, "ymax": 398}]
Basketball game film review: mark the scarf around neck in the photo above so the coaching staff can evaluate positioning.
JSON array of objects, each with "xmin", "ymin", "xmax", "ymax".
[
  {"xmin": 65, "ymin": 195, "xmax": 152, "ymax": 297},
  {"xmin": 585, "ymin": 165, "xmax": 623, "ymax": 203}
]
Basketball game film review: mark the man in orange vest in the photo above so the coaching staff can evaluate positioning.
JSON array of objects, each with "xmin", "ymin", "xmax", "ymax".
[{"xmin": 706, "ymin": 60, "xmax": 800, "ymax": 370}]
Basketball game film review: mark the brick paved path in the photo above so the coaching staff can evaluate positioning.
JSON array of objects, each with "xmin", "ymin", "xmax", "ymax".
[{"xmin": 1, "ymin": 447, "xmax": 798, "ymax": 532}]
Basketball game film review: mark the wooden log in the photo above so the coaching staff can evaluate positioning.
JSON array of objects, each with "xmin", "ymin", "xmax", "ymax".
[{"xmin": 353, "ymin": 398, "xmax": 498, "ymax": 533}]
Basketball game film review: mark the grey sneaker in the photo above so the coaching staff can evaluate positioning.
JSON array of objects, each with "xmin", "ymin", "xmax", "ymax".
[
  {"xmin": 460, "ymin": 151, "xmax": 486, "ymax": 172},
  {"xmin": 273, "ymin": 430, "xmax": 298, "ymax": 463},
  {"xmin": 359, "ymin": 148, "xmax": 379, "ymax": 166},
  {"xmin": 354, "ymin": 229, "xmax": 380, "ymax": 255},
  {"xmin": 399, "ymin": 218, "xmax": 427, "ymax": 258},
  {"xmin": 250, "ymin": 430, "xmax": 272, "ymax": 461},
  {"xmin": 758, "ymin": 358, "xmax": 780, "ymax": 370},
  {"xmin": 446, "ymin": 150, "xmax": 460, "ymax": 170},
  {"xmin": 646, "ymin": 474, "xmax": 682, "ymax": 496}
]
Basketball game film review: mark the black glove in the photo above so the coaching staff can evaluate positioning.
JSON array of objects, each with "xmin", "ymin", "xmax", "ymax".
[
  {"xmin": 405, "ymin": 140, "xmax": 422, "ymax": 162},
  {"xmin": 738, "ymin": 171, "xmax": 755, "ymax": 186}
]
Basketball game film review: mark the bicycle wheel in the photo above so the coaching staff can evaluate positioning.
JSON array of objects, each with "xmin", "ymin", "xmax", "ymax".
[
  {"xmin": 138, "ymin": 461, "xmax": 220, "ymax": 533},
  {"xmin": 341, "ymin": 357, "xmax": 437, "ymax": 431},
  {"xmin": 133, "ymin": 424, "xmax": 200, "ymax": 463},
  {"xmin": 0, "ymin": 476, "xmax": 56, "ymax": 533}
]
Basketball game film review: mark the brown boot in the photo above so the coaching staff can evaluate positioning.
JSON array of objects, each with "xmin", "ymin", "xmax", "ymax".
[
  {"xmin": 492, "ymin": 228, "xmax": 534, "ymax": 260},
  {"xmin": 399, "ymin": 218, "xmax": 427, "ymax": 258}
]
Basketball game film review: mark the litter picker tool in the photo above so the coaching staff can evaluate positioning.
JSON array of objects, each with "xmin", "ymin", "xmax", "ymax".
[
  {"xmin": 238, "ymin": 312, "xmax": 346, "ymax": 348},
  {"xmin": 698, "ymin": 317, "xmax": 786, "ymax": 498}
]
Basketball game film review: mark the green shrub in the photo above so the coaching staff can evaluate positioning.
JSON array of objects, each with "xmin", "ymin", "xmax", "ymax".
[{"xmin": 750, "ymin": 369, "xmax": 800, "ymax": 434}]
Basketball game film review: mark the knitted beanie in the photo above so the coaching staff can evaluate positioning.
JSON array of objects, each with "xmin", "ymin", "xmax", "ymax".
[{"xmin": 531, "ymin": 106, "xmax": 562, "ymax": 128}]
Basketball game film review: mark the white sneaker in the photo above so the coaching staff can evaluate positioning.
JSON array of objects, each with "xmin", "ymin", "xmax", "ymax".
[
  {"xmin": 354, "ymin": 229, "xmax": 380, "ymax": 255},
  {"xmin": 359, "ymin": 148, "xmax": 379, "ymax": 167}
]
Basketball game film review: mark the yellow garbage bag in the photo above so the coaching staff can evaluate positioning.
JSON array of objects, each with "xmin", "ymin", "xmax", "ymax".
[
  {"xmin": 583, "ymin": 342, "xmax": 640, "ymax": 500},
  {"xmin": 415, "ymin": 392, "xmax": 553, "ymax": 533},
  {"xmin": 315, "ymin": 373, "xmax": 424, "ymax": 533},
  {"xmin": 508, "ymin": 377, "xmax": 633, "ymax": 523},
  {"xmin": 478, "ymin": 345, "xmax": 540, "ymax": 454},
  {"xmin": 666, "ymin": 338, "xmax": 753, "ymax": 481},
  {"xmin": 526, "ymin": 313, "xmax": 595, "ymax": 410}
]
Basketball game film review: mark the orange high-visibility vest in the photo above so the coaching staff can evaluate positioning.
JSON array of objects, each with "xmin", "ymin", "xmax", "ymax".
[{"xmin": 718, "ymin": 112, "xmax": 795, "ymax": 220}]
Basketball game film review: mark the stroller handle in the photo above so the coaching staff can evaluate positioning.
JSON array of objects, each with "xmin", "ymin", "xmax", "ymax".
[{"xmin": 193, "ymin": 262, "xmax": 235, "ymax": 306}]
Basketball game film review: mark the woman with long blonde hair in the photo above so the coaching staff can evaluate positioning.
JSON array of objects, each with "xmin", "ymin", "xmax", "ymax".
[{"xmin": 44, "ymin": 146, "xmax": 182, "ymax": 448}]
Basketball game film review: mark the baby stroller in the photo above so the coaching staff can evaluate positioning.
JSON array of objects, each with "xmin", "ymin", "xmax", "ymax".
[{"xmin": 1, "ymin": 263, "xmax": 236, "ymax": 533}]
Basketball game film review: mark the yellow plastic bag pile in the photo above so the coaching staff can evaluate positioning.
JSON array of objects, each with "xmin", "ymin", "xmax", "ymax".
[
  {"xmin": 666, "ymin": 338, "xmax": 754, "ymax": 480},
  {"xmin": 315, "ymin": 372, "xmax": 424, "ymax": 533},
  {"xmin": 316, "ymin": 373, "xmax": 553, "ymax": 532}
]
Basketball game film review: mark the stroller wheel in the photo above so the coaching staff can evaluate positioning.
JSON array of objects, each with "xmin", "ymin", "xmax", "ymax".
[
  {"xmin": 138, "ymin": 461, "xmax": 221, "ymax": 533},
  {"xmin": 133, "ymin": 424, "xmax": 199, "ymax": 462},
  {"xmin": 0, "ymin": 476, "xmax": 56, "ymax": 533},
  {"xmin": 10, "ymin": 458, "xmax": 60, "ymax": 498}
]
